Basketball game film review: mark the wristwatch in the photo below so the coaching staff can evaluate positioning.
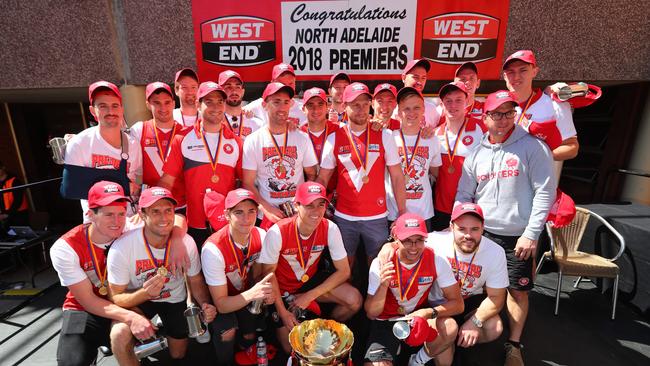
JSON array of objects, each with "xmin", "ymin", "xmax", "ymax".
[
  {"xmin": 470, "ymin": 315, "xmax": 483, "ymax": 328},
  {"xmin": 431, "ymin": 308, "xmax": 439, "ymax": 319}
]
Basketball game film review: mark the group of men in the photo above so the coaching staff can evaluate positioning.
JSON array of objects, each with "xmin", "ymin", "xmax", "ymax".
[{"xmin": 52, "ymin": 49, "xmax": 578, "ymax": 366}]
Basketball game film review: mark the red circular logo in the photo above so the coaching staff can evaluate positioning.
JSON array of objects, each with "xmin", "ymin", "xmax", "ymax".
[
  {"xmin": 223, "ymin": 143, "xmax": 234, "ymax": 154},
  {"xmin": 462, "ymin": 135, "xmax": 474, "ymax": 146},
  {"xmin": 518, "ymin": 277, "xmax": 530, "ymax": 286}
]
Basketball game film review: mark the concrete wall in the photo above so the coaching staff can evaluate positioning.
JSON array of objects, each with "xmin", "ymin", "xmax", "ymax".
[{"xmin": 1, "ymin": 0, "xmax": 648, "ymax": 91}]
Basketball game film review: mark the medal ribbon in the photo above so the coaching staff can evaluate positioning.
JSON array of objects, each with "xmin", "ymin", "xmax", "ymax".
[
  {"xmin": 201, "ymin": 127, "xmax": 223, "ymax": 177},
  {"xmin": 516, "ymin": 93, "xmax": 535, "ymax": 126},
  {"xmin": 394, "ymin": 249, "xmax": 424, "ymax": 301},
  {"xmin": 444, "ymin": 117, "xmax": 467, "ymax": 167},
  {"xmin": 345, "ymin": 125, "xmax": 370, "ymax": 172},
  {"xmin": 85, "ymin": 227, "xmax": 107, "ymax": 290},
  {"xmin": 308, "ymin": 124, "xmax": 329, "ymax": 164},
  {"xmin": 453, "ymin": 247, "xmax": 478, "ymax": 290},
  {"xmin": 294, "ymin": 220, "xmax": 315, "ymax": 274},
  {"xmin": 228, "ymin": 233, "xmax": 249, "ymax": 282},
  {"xmin": 142, "ymin": 229, "xmax": 170, "ymax": 271},
  {"xmin": 268, "ymin": 126, "xmax": 289, "ymax": 163},
  {"xmin": 153, "ymin": 122, "xmax": 176, "ymax": 161},
  {"xmin": 399, "ymin": 128, "xmax": 422, "ymax": 174}
]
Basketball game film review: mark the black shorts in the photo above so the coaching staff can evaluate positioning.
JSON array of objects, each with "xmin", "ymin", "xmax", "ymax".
[
  {"xmin": 364, "ymin": 319, "xmax": 416, "ymax": 363},
  {"xmin": 56, "ymin": 310, "xmax": 111, "ymax": 366},
  {"xmin": 139, "ymin": 300, "xmax": 189, "ymax": 339},
  {"xmin": 453, "ymin": 294, "xmax": 487, "ymax": 326},
  {"xmin": 211, "ymin": 307, "xmax": 265, "ymax": 336},
  {"xmin": 483, "ymin": 231, "xmax": 534, "ymax": 291},
  {"xmin": 430, "ymin": 210, "xmax": 452, "ymax": 232}
]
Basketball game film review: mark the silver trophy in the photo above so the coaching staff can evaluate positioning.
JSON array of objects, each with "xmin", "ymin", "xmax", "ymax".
[
  {"xmin": 392, "ymin": 320, "xmax": 411, "ymax": 340},
  {"xmin": 248, "ymin": 299, "xmax": 265, "ymax": 314},
  {"xmin": 281, "ymin": 201, "xmax": 297, "ymax": 217},
  {"xmin": 288, "ymin": 319, "xmax": 354, "ymax": 366},
  {"xmin": 48, "ymin": 137, "xmax": 67, "ymax": 165},
  {"xmin": 183, "ymin": 271, "xmax": 211, "ymax": 343},
  {"xmin": 556, "ymin": 82, "xmax": 589, "ymax": 101},
  {"xmin": 134, "ymin": 337, "xmax": 168, "ymax": 360}
]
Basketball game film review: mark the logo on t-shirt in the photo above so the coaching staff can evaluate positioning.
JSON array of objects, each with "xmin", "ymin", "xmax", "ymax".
[
  {"xmin": 462, "ymin": 135, "xmax": 474, "ymax": 146},
  {"xmin": 223, "ymin": 143, "xmax": 234, "ymax": 154}
]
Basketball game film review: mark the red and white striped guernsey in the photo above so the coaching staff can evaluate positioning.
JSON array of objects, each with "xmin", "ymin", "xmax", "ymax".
[{"xmin": 301, "ymin": 121, "xmax": 340, "ymax": 197}]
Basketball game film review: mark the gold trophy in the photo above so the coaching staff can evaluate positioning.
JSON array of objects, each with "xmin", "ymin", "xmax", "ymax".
[{"xmin": 288, "ymin": 319, "xmax": 354, "ymax": 366}]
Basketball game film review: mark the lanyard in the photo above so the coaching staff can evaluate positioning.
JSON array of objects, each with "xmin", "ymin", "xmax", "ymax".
[
  {"xmin": 453, "ymin": 246, "xmax": 478, "ymax": 290},
  {"xmin": 201, "ymin": 128, "xmax": 223, "ymax": 182},
  {"xmin": 516, "ymin": 93, "xmax": 534, "ymax": 126},
  {"xmin": 142, "ymin": 229, "xmax": 170, "ymax": 272},
  {"xmin": 294, "ymin": 220, "xmax": 315, "ymax": 280},
  {"xmin": 394, "ymin": 249, "xmax": 423, "ymax": 301},
  {"xmin": 85, "ymin": 227, "xmax": 108, "ymax": 292},
  {"xmin": 345, "ymin": 125, "xmax": 370, "ymax": 172},
  {"xmin": 152, "ymin": 122, "xmax": 176, "ymax": 161},
  {"xmin": 399, "ymin": 128, "xmax": 422, "ymax": 174},
  {"xmin": 227, "ymin": 232, "xmax": 250, "ymax": 282},
  {"xmin": 308, "ymin": 124, "xmax": 329, "ymax": 164},
  {"xmin": 444, "ymin": 117, "xmax": 467, "ymax": 170},
  {"xmin": 225, "ymin": 112, "xmax": 244, "ymax": 136}
]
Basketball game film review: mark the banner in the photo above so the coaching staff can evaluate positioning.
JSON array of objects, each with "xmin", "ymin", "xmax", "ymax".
[{"xmin": 192, "ymin": 0, "xmax": 510, "ymax": 82}]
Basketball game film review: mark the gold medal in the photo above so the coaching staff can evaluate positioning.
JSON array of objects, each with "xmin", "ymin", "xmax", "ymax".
[
  {"xmin": 447, "ymin": 166, "xmax": 455, "ymax": 174},
  {"xmin": 397, "ymin": 306, "xmax": 405, "ymax": 315},
  {"xmin": 362, "ymin": 175, "xmax": 369, "ymax": 184},
  {"xmin": 278, "ymin": 165, "xmax": 286, "ymax": 175},
  {"xmin": 301, "ymin": 274, "xmax": 310, "ymax": 283},
  {"xmin": 211, "ymin": 174, "xmax": 219, "ymax": 183},
  {"xmin": 157, "ymin": 267, "xmax": 168, "ymax": 277},
  {"xmin": 98, "ymin": 285, "xmax": 108, "ymax": 296}
]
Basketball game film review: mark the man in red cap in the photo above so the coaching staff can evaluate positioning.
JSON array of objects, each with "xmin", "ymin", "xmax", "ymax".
[
  {"xmin": 218, "ymin": 70, "xmax": 264, "ymax": 139},
  {"xmin": 173, "ymin": 68, "xmax": 200, "ymax": 128},
  {"xmin": 201, "ymin": 188, "xmax": 275, "ymax": 365},
  {"xmin": 130, "ymin": 82, "xmax": 189, "ymax": 213},
  {"xmin": 64, "ymin": 80, "xmax": 142, "ymax": 221},
  {"xmin": 431, "ymin": 82, "xmax": 486, "ymax": 231},
  {"xmin": 385, "ymin": 87, "xmax": 442, "ymax": 231},
  {"xmin": 454, "ymin": 62, "xmax": 484, "ymax": 119},
  {"xmin": 244, "ymin": 63, "xmax": 307, "ymax": 126},
  {"xmin": 259, "ymin": 182, "xmax": 362, "ymax": 354},
  {"xmin": 422, "ymin": 203, "xmax": 508, "ymax": 365},
  {"xmin": 160, "ymin": 81, "xmax": 243, "ymax": 246},
  {"xmin": 328, "ymin": 72, "xmax": 351, "ymax": 123},
  {"xmin": 108, "ymin": 186, "xmax": 216, "ymax": 365},
  {"xmin": 502, "ymin": 50, "xmax": 579, "ymax": 162},
  {"xmin": 364, "ymin": 213, "xmax": 462, "ymax": 366},
  {"xmin": 241, "ymin": 82, "xmax": 318, "ymax": 229},
  {"xmin": 372, "ymin": 83, "xmax": 401, "ymax": 130},
  {"xmin": 318, "ymin": 82, "xmax": 406, "ymax": 266},
  {"xmin": 456, "ymin": 90, "xmax": 556, "ymax": 366},
  {"xmin": 396, "ymin": 59, "xmax": 441, "ymax": 127},
  {"xmin": 50, "ymin": 181, "xmax": 156, "ymax": 366}
]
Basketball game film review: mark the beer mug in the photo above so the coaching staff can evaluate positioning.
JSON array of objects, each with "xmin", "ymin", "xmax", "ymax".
[
  {"xmin": 248, "ymin": 299, "xmax": 265, "ymax": 314},
  {"xmin": 556, "ymin": 82, "xmax": 589, "ymax": 101},
  {"xmin": 134, "ymin": 337, "xmax": 168, "ymax": 360},
  {"xmin": 184, "ymin": 305, "xmax": 208, "ymax": 339},
  {"xmin": 49, "ymin": 137, "xmax": 67, "ymax": 165},
  {"xmin": 281, "ymin": 201, "xmax": 297, "ymax": 217}
]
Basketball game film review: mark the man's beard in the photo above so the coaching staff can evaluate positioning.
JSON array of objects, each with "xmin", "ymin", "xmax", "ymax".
[{"xmin": 226, "ymin": 99, "xmax": 242, "ymax": 107}]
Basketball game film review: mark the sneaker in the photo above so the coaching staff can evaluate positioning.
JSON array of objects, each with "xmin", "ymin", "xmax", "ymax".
[
  {"xmin": 504, "ymin": 342, "xmax": 524, "ymax": 366},
  {"xmin": 408, "ymin": 354, "xmax": 424, "ymax": 366}
]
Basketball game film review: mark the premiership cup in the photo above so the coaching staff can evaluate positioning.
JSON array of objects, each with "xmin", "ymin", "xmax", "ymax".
[
  {"xmin": 134, "ymin": 337, "xmax": 168, "ymax": 360},
  {"xmin": 288, "ymin": 319, "xmax": 354, "ymax": 365},
  {"xmin": 184, "ymin": 305, "xmax": 207, "ymax": 339},
  {"xmin": 49, "ymin": 137, "xmax": 67, "ymax": 165}
]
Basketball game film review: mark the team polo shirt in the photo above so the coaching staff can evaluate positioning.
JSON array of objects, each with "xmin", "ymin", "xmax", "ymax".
[
  {"xmin": 516, "ymin": 88, "xmax": 577, "ymax": 150},
  {"xmin": 163, "ymin": 122, "xmax": 243, "ymax": 229},
  {"xmin": 386, "ymin": 130, "xmax": 442, "ymax": 220},
  {"xmin": 242, "ymin": 128, "xmax": 318, "ymax": 209},
  {"xmin": 258, "ymin": 217, "xmax": 347, "ymax": 294},
  {"xmin": 224, "ymin": 112, "xmax": 264, "ymax": 139},
  {"xmin": 367, "ymin": 246, "xmax": 456, "ymax": 320},
  {"xmin": 173, "ymin": 108, "xmax": 198, "ymax": 128},
  {"xmin": 434, "ymin": 117, "xmax": 486, "ymax": 214},
  {"xmin": 107, "ymin": 228, "xmax": 201, "ymax": 304},
  {"xmin": 201, "ymin": 225, "xmax": 266, "ymax": 295},
  {"xmin": 300, "ymin": 122, "xmax": 341, "ymax": 197},
  {"xmin": 321, "ymin": 125, "xmax": 401, "ymax": 220},
  {"xmin": 130, "ymin": 120, "xmax": 189, "ymax": 206}
]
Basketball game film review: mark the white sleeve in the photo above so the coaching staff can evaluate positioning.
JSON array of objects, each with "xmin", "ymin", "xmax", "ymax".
[
  {"xmin": 129, "ymin": 122, "xmax": 144, "ymax": 142},
  {"xmin": 64, "ymin": 133, "xmax": 88, "ymax": 166},
  {"xmin": 300, "ymin": 132, "xmax": 319, "ymax": 168},
  {"xmin": 257, "ymin": 225, "xmax": 282, "ymax": 264},
  {"xmin": 320, "ymin": 133, "xmax": 337, "ymax": 169},
  {"xmin": 367, "ymin": 258, "xmax": 382, "ymax": 295},
  {"xmin": 106, "ymin": 240, "xmax": 131, "ymax": 286},
  {"xmin": 554, "ymin": 101, "xmax": 577, "ymax": 140},
  {"xmin": 50, "ymin": 239, "xmax": 87, "ymax": 286},
  {"xmin": 201, "ymin": 244, "xmax": 228, "ymax": 286},
  {"xmin": 185, "ymin": 236, "xmax": 202, "ymax": 277},
  {"xmin": 326, "ymin": 220, "xmax": 347, "ymax": 261},
  {"xmin": 485, "ymin": 246, "xmax": 510, "ymax": 289},
  {"xmin": 256, "ymin": 227, "xmax": 267, "ymax": 243},
  {"xmin": 435, "ymin": 253, "xmax": 458, "ymax": 289},
  {"xmin": 127, "ymin": 135, "xmax": 143, "ymax": 180},
  {"xmin": 242, "ymin": 134, "xmax": 259, "ymax": 171},
  {"xmin": 382, "ymin": 130, "xmax": 401, "ymax": 166},
  {"xmin": 429, "ymin": 138, "xmax": 443, "ymax": 168}
]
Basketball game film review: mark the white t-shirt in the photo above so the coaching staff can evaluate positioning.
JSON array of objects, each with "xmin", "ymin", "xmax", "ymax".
[
  {"xmin": 173, "ymin": 108, "xmax": 198, "ymax": 128},
  {"xmin": 201, "ymin": 227, "xmax": 267, "ymax": 287},
  {"xmin": 245, "ymin": 97, "xmax": 307, "ymax": 126},
  {"xmin": 242, "ymin": 128, "xmax": 318, "ymax": 209},
  {"xmin": 107, "ymin": 229, "xmax": 201, "ymax": 303},
  {"xmin": 367, "ymin": 252, "xmax": 457, "ymax": 295},
  {"xmin": 426, "ymin": 231, "xmax": 509, "ymax": 304},
  {"xmin": 224, "ymin": 112, "xmax": 264, "ymax": 139},
  {"xmin": 385, "ymin": 130, "xmax": 442, "ymax": 220},
  {"xmin": 257, "ymin": 219, "xmax": 347, "ymax": 264}
]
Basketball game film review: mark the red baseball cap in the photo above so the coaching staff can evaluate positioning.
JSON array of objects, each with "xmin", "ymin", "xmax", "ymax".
[
  {"xmin": 503, "ymin": 50, "xmax": 537, "ymax": 69},
  {"xmin": 329, "ymin": 72, "xmax": 351, "ymax": 88},
  {"xmin": 294, "ymin": 182, "xmax": 329, "ymax": 205},
  {"xmin": 396, "ymin": 86, "xmax": 423, "ymax": 104},
  {"xmin": 204, "ymin": 190, "xmax": 226, "ymax": 231},
  {"xmin": 145, "ymin": 82, "xmax": 173, "ymax": 100},
  {"xmin": 343, "ymin": 82, "xmax": 371, "ymax": 103},
  {"xmin": 271, "ymin": 63, "xmax": 295, "ymax": 80},
  {"xmin": 262, "ymin": 82, "xmax": 295, "ymax": 100},
  {"xmin": 402, "ymin": 59, "xmax": 431, "ymax": 77},
  {"xmin": 88, "ymin": 81, "xmax": 121, "ymax": 105},
  {"xmin": 454, "ymin": 62, "xmax": 478, "ymax": 77},
  {"xmin": 87, "ymin": 181, "xmax": 130, "ymax": 209},
  {"xmin": 225, "ymin": 188, "xmax": 259, "ymax": 210},
  {"xmin": 218, "ymin": 70, "xmax": 243, "ymax": 86},
  {"xmin": 438, "ymin": 81, "xmax": 469, "ymax": 99},
  {"xmin": 484, "ymin": 90, "xmax": 517, "ymax": 112},
  {"xmin": 197, "ymin": 81, "xmax": 227, "ymax": 101},
  {"xmin": 451, "ymin": 202, "xmax": 484, "ymax": 222},
  {"xmin": 373, "ymin": 83, "xmax": 397, "ymax": 98},
  {"xmin": 393, "ymin": 213, "xmax": 428, "ymax": 241},
  {"xmin": 139, "ymin": 186, "xmax": 177, "ymax": 209},
  {"xmin": 174, "ymin": 68, "xmax": 199, "ymax": 83},
  {"xmin": 302, "ymin": 87, "xmax": 327, "ymax": 104}
]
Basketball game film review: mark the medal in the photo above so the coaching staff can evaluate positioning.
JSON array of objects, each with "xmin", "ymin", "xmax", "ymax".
[
  {"xmin": 399, "ymin": 128, "xmax": 422, "ymax": 180},
  {"xmin": 152, "ymin": 120, "xmax": 177, "ymax": 162},
  {"xmin": 301, "ymin": 274, "xmax": 310, "ymax": 283},
  {"xmin": 211, "ymin": 175, "xmax": 219, "ymax": 183},
  {"xmin": 453, "ymin": 246, "xmax": 479, "ymax": 292},
  {"xmin": 448, "ymin": 166, "xmax": 455, "ymax": 174},
  {"xmin": 444, "ymin": 117, "xmax": 467, "ymax": 176},
  {"xmin": 268, "ymin": 127, "xmax": 289, "ymax": 181},
  {"xmin": 394, "ymin": 248, "xmax": 423, "ymax": 316},
  {"xmin": 201, "ymin": 126, "xmax": 223, "ymax": 184},
  {"xmin": 228, "ymin": 232, "xmax": 251, "ymax": 290},
  {"xmin": 157, "ymin": 267, "xmax": 168, "ymax": 277},
  {"xmin": 308, "ymin": 124, "xmax": 329, "ymax": 165},
  {"xmin": 397, "ymin": 306, "xmax": 405, "ymax": 315},
  {"xmin": 362, "ymin": 175, "xmax": 369, "ymax": 184},
  {"xmin": 294, "ymin": 221, "xmax": 316, "ymax": 284},
  {"xmin": 278, "ymin": 165, "xmax": 287, "ymax": 175},
  {"xmin": 143, "ymin": 229, "xmax": 171, "ymax": 278},
  {"xmin": 98, "ymin": 285, "xmax": 108, "ymax": 296},
  {"xmin": 345, "ymin": 125, "xmax": 371, "ymax": 184}
]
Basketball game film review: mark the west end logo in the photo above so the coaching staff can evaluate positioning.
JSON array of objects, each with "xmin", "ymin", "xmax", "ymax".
[
  {"xmin": 421, "ymin": 12, "xmax": 500, "ymax": 64},
  {"xmin": 201, "ymin": 16, "xmax": 276, "ymax": 66}
]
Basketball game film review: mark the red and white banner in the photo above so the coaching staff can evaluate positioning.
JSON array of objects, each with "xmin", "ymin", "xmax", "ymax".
[{"xmin": 191, "ymin": 0, "xmax": 510, "ymax": 82}]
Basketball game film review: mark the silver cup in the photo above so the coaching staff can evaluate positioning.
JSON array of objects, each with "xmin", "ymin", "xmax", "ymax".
[
  {"xmin": 184, "ymin": 305, "xmax": 207, "ymax": 338},
  {"xmin": 557, "ymin": 82, "xmax": 589, "ymax": 101},
  {"xmin": 134, "ymin": 337, "xmax": 168, "ymax": 360},
  {"xmin": 392, "ymin": 320, "xmax": 411, "ymax": 340},
  {"xmin": 48, "ymin": 137, "xmax": 67, "ymax": 165},
  {"xmin": 248, "ymin": 299, "xmax": 264, "ymax": 314}
]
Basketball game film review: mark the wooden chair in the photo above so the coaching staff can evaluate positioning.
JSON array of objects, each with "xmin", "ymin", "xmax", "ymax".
[{"xmin": 535, "ymin": 207, "xmax": 625, "ymax": 319}]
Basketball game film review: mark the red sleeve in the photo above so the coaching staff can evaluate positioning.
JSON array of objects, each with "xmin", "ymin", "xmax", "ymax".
[
  {"xmin": 162, "ymin": 134, "xmax": 185, "ymax": 178},
  {"xmin": 234, "ymin": 135, "xmax": 244, "ymax": 180}
]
